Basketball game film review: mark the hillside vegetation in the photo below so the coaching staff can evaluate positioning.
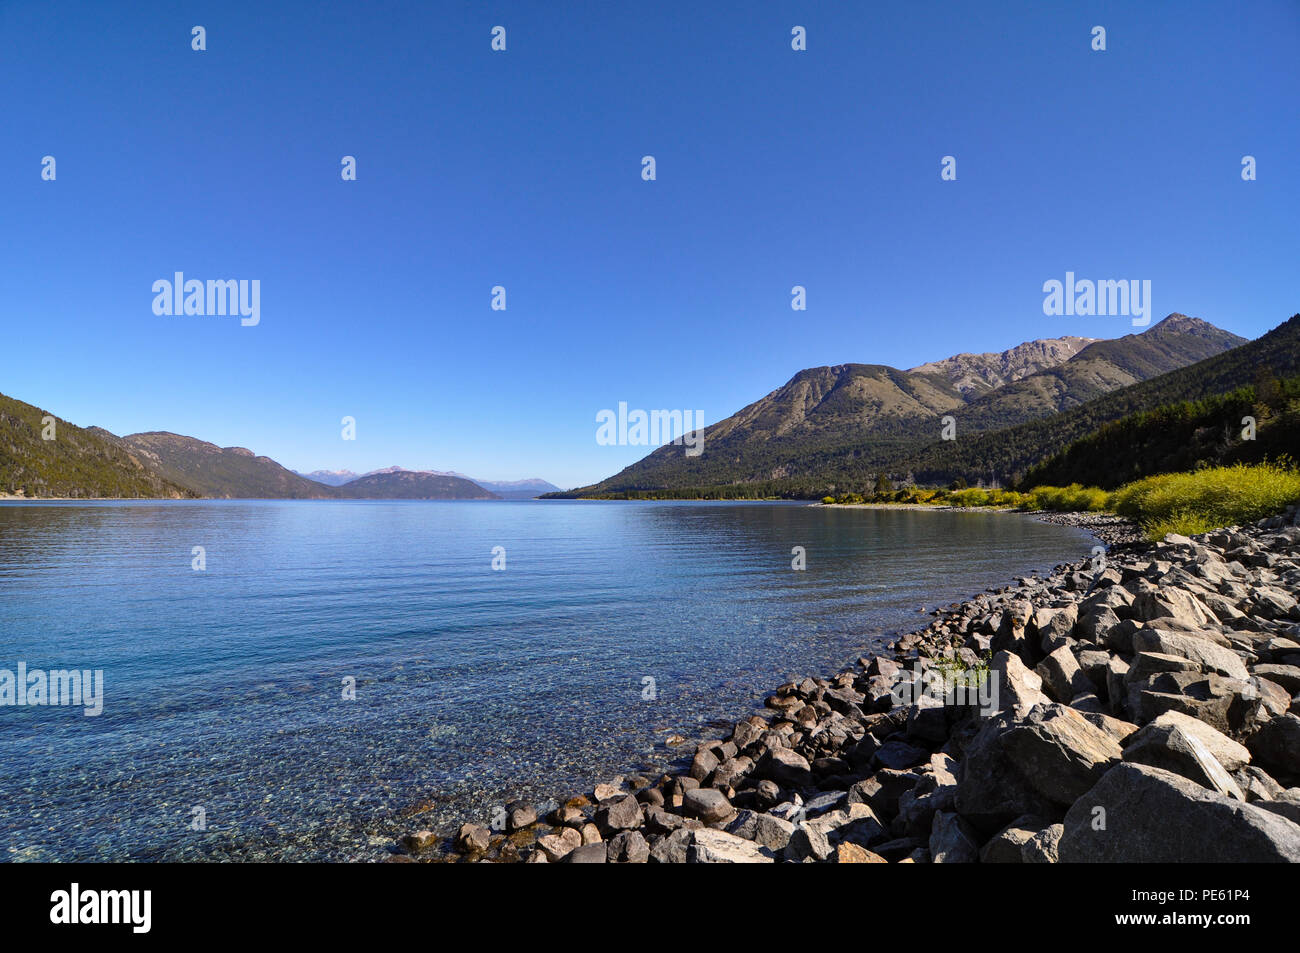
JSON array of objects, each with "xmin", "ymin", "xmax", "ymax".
[
  {"xmin": 1023, "ymin": 370, "xmax": 1300, "ymax": 489},
  {"xmin": 101, "ymin": 431, "xmax": 338, "ymax": 499},
  {"xmin": 0, "ymin": 395, "xmax": 194, "ymax": 499}
]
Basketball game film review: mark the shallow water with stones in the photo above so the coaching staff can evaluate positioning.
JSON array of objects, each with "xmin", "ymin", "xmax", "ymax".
[{"xmin": 0, "ymin": 499, "xmax": 1096, "ymax": 861}]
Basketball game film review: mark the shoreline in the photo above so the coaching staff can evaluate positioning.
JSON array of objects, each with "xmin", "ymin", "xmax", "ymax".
[
  {"xmin": 817, "ymin": 502, "xmax": 1147, "ymax": 547},
  {"xmin": 409, "ymin": 505, "xmax": 1300, "ymax": 863}
]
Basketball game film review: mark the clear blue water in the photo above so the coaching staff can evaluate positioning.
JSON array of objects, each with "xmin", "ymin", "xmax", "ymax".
[{"xmin": 0, "ymin": 500, "xmax": 1095, "ymax": 861}]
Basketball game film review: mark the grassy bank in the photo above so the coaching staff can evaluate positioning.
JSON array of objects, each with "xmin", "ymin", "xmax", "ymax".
[{"xmin": 823, "ymin": 462, "xmax": 1300, "ymax": 540}]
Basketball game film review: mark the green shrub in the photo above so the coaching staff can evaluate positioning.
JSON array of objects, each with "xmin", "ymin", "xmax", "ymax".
[
  {"xmin": 946, "ymin": 487, "xmax": 992, "ymax": 507},
  {"xmin": 1025, "ymin": 484, "xmax": 1111, "ymax": 512},
  {"xmin": 1110, "ymin": 462, "xmax": 1300, "ymax": 539},
  {"xmin": 986, "ymin": 489, "xmax": 1033, "ymax": 508}
]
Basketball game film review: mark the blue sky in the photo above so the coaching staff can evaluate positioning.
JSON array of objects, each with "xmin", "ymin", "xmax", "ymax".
[{"xmin": 2, "ymin": 1, "xmax": 1297, "ymax": 489}]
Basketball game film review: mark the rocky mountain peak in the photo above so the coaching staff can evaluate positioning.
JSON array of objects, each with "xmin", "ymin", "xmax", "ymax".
[{"xmin": 908, "ymin": 336, "xmax": 1100, "ymax": 396}]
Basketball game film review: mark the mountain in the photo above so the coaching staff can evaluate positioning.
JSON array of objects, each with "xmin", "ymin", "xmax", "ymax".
[
  {"xmin": 951, "ymin": 314, "xmax": 1247, "ymax": 432},
  {"xmin": 361, "ymin": 465, "xmax": 420, "ymax": 477},
  {"xmin": 908, "ymin": 336, "xmax": 1097, "ymax": 396},
  {"xmin": 296, "ymin": 467, "xmax": 559, "ymax": 498},
  {"xmin": 105, "ymin": 432, "xmax": 338, "ymax": 499},
  {"xmin": 562, "ymin": 314, "xmax": 1252, "ymax": 498},
  {"xmin": 113, "ymin": 441, "xmax": 502, "ymax": 500},
  {"xmin": 0, "ymin": 395, "xmax": 194, "ymax": 499},
  {"xmin": 914, "ymin": 312, "xmax": 1300, "ymax": 488},
  {"xmin": 0, "ymin": 396, "xmax": 516, "ymax": 500},
  {"xmin": 297, "ymin": 469, "xmax": 359, "ymax": 486},
  {"xmin": 473, "ymin": 478, "xmax": 561, "ymax": 499},
  {"xmin": 296, "ymin": 465, "xmax": 464, "ymax": 485},
  {"xmin": 334, "ymin": 470, "xmax": 499, "ymax": 499}
]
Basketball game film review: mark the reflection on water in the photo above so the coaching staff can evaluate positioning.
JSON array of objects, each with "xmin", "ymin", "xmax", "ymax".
[{"xmin": 0, "ymin": 500, "xmax": 1094, "ymax": 860}]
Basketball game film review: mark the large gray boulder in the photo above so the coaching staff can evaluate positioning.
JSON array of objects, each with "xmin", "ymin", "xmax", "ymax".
[
  {"xmin": 1077, "ymin": 606, "xmax": 1123, "ymax": 645},
  {"xmin": 1126, "ymin": 672, "xmax": 1253, "ymax": 734},
  {"xmin": 1246, "ymin": 713, "xmax": 1300, "ymax": 782},
  {"xmin": 726, "ymin": 810, "xmax": 796, "ymax": 851},
  {"xmin": 1021, "ymin": 823, "xmax": 1063, "ymax": 863},
  {"xmin": 689, "ymin": 829, "xmax": 775, "ymax": 863},
  {"xmin": 1077, "ymin": 710, "xmax": 1140, "ymax": 745},
  {"xmin": 979, "ymin": 814, "xmax": 1048, "ymax": 863},
  {"xmin": 505, "ymin": 800, "xmax": 538, "ymax": 831},
  {"xmin": 754, "ymin": 746, "xmax": 814, "ymax": 788},
  {"xmin": 1131, "ymin": 589, "xmax": 1215, "ymax": 627},
  {"xmin": 648, "ymin": 828, "xmax": 692, "ymax": 863},
  {"xmin": 1150, "ymin": 710, "xmax": 1251, "ymax": 771},
  {"xmin": 682, "ymin": 787, "xmax": 735, "ymax": 825},
  {"xmin": 955, "ymin": 712, "xmax": 1057, "ymax": 831},
  {"xmin": 1060, "ymin": 763, "xmax": 1300, "ymax": 862},
  {"xmin": 689, "ymin": 747, "xmax": 720, "ymax": 781},
  {"xmin": 1035, "ymin": 605, "xmax": 1078, "ymax": 651},
  {"xmin": 990, "ymin": 651, "xmax": 1050, "ymax": 713},
  {"xmin": 606, "ymin": 830, "xmax": 650, "ymax": 863},
  {"xmin": 1121, "ymin": 723, "xmax": 1245, "ymax": 799},
  {"xmin": 593, "ymin": 795, "xmax": 644, "ymax": 835},
  {"xmin": 563, "ymin": 842, "xmax": 608, "ymax": 863},
  {"xmin": 1236, "ymin": 765, "xmax": 1285, "ymax": 802},
  {"xmin": 785, "ymin": 821, "xmax": 833, "ymax": 862},
  {"xmin": 1036, "ymin": 646, "xmax": 1094, "ymax": 704},
  {"xmin": 1132, "ymin": 629, "xmax": 1250, "ymax": 680},
  {"xmin": 535, "ymin": 827, "xmax": 583, "ymax": 861},
  {"xmin": 1000, "ymin": 704, "xmax": 1123, "ymax": 806},
  {"xmin": 929, "ymin": 811, "xmax": 980, "ymax": 863},
  {"xmin": 1252, "ymin": 664, "xmax": 1300, "ymax": 694},
  {"xmin": 454, "ymin": 823, "xmax": 491, "ymax": 853},
  {"xmin": 1257, "ymin": 791, "xmax": 1300, "ymax": 826},
  {"xmin": 1125, "ymin": 651, "xmax": 1202, "ymax": 685}
]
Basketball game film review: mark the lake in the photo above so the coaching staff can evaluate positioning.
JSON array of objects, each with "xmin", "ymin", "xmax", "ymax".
[{"xmin": 0, "ymin": 500, "xmax": 1096, "ymax": 861}]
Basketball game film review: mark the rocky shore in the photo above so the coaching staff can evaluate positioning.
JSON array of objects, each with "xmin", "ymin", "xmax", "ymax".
[
  {"xmin": 1026, "ymin": 510, "xmax": 1148, "ymax": 547},
  {"xmin": 397, "ymin": 507, "xmax": 1300, "ymax": 863}
]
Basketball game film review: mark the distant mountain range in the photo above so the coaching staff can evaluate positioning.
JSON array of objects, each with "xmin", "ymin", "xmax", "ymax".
[
  {"xmin": 472, "ymin": 478, "xmax": 563, "ymax": 500},
  {"xmin": 333, "ymin": 470, "xmax": 498, "ymax": 500},
  {"xmin": 0, "ymin": 404, "xmax": 549, "ymax": 500},
  {"xmin": 296, "ymin": 467, "xmax": 559, "ymax": 499},
  {"xmin": 557, "ymin": 313, "xmax": 1280, "ymax": 498},
  {"xmin": 299, "ymin": 469, "xmax": 365, "ymax": 486},
  {"xmin": 85, "ymin": 433, "xmax": 499, "ymax": 500}
]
